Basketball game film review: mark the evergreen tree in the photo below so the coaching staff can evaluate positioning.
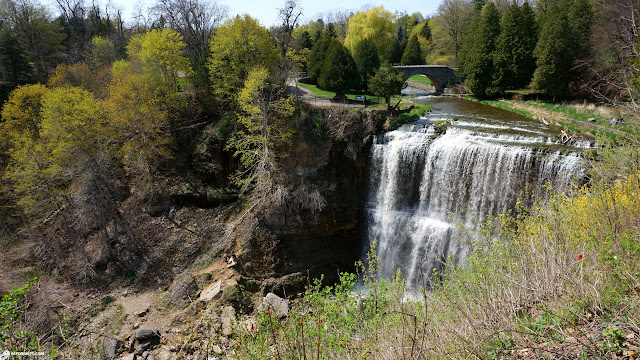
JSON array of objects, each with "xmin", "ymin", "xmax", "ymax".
[
  {"xmin": 324, "ymin": 23, "xmax": 337, "ymax": 38},
  {"xmin": 493, "ymin": 3, "xmax": 537, "ymax": 91},
  {"xmin": 353, "ymin": 38, "xmax": 380, "ymax": 90},
  {"xmin": 567, "ymin": 0, "xmax": 594, "ymax": 81},
  {"xmin": 0, "ymin": 28, "xmax": 31, "ymax": 87},
  {"xmin": 389, "ymin": 40, "xmax": 406, "ymax": 64},
  {"xmin": 419, "ymin": 20, "xmax": 432, "ymax": 41},
  {"xmin": 531, "ymin": 1, "xmax": 573, "ymax": 98},
  {"xmin": 317, "ymin": 40, "xmax": 359, "ymax": 95},
  {"xmin": 401, "ymin": 35, "xmax": 424, "ymax": 65},
  {"xmin": 461, "ymin": 2, "xmax": 501, "ymax": 98},
  {"xmin": 308, "ymin": 37, "xmax": 332, "ymax": 84}
]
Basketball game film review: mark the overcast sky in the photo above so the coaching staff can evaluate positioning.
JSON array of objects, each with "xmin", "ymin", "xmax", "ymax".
[{"xmin": 97, "ymin": 0, "xmax": 443, "ymax": 27}]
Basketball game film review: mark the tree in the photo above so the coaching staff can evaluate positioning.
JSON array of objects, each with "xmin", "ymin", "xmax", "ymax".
[
  {"xmin": 0, "ymin": 0, "xmax": 65, "ymax": 81},
  {"xmin": 531, "ymin": 1, "xmax": 573, "ymax": 98},
  {"xmin": 0, "ymin": 84, "xmax": 47, "ymax": 148},
  {"xmin": 432, "ymin": 0, "xmax": 474, "ymax": 59},
  {"xmin": 344, "ymin": 6, "xmax": 396, "ymax": 63},
  {"xmin": 460, "ymin": 2, "xmax": 501, "ymax": 98},
  {"xmin": 401, "ymin": 34, "xmax": 424, "ymax": 65},
  {"xmin": 0, "ymin": 28, "xmax": 31, "ymax": 87},
  {"xmin": 87, "ymin": 35, "xmax": 117, "ymax": 69},
  {"xmin": 317, "ymin": 40, "xmax": 359, "ymax": 95},
  {"xmin": 226, "ymin": 66, "xmax": 294, "ymax": 196},
  {"xmin": 151, "ymin": 0, "xmax": 227, "ymax": 61},
  {"xmin": 275, "ymin": 0, "xmax": 302, "ymax": 56},
  {"xmin": 353, "ymin": 38, "xmax": 380, "ymax": 90},
  {"xmin": 493, "ymin": 3, "xmax": 537, "ymax": 90},
  {"xmin": 368, "ymin": 65, "xmax": 405, "ymax": 110},
  {"xmin": 307, "ymin": 36, "xmax": 331, "ymax": 84},
  {"xmin": 389, "ymin": 39, "xmax": 406, "ymax": 64},
  {"xmin": 207, "ymin": 15, "xmax": 279, "ymax": 109}
]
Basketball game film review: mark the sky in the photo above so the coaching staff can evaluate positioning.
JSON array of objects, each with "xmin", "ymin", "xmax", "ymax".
[{"xmin": 91, "ymin": 0, "xmax": 443, "ymax": 28}]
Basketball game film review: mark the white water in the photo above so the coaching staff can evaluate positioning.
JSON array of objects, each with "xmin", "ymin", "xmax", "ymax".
[{"xmin": 366, "ymin": 97, "xmax": 588, "ymax": 285}]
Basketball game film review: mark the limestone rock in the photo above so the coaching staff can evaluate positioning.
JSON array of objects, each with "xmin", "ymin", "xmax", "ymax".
[
  {"xmin": 135, "ymin": 328, "xmax": 160, "ymax": 341},
  {"xmin": 170, "ymin": 273, "xmax": 199, "ymax": 306},
  {"xmin": 199, "ymin": 280, "xmax": 221, "ymax": 302},
  {"xmin": 103, "ymin": 335, "xmax": 122, "ymax": 359},
  {"xmin": 257, "ymin": 293, "xmax": 289, "ymax": 318},
  {"xmin": 221, "ymin": 306, "xmax": 235, "ymax": 337}
]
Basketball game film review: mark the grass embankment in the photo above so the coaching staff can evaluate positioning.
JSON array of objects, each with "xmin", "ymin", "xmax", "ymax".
[
  {"xmin": 231, "ymin": 148, "xmax": 640, "ymax": 359},
  {"xmin": 473, "ymin": 97, "xmax": 639, "ymax": 144},
  {"xmin": 407, "ymin": 74, "xmax": 433, "ymax": 86},
  {"xmin": 297, "ymin": 82, "xmax": 403, "ymax": 107},
  {"xmin": 385, "ymin": 102, "xmax": 432, "ymax": 130}
]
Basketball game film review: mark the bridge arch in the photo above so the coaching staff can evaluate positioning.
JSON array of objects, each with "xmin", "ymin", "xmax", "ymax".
[{"xmin": 394, "ymin": 65, "xmax": 459, "ymax": 94}]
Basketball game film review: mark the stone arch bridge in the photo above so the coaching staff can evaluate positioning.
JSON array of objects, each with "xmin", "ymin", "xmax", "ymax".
[{"xmin": 394, "ymin": 65, "xmax": 459, "ymax": 94}]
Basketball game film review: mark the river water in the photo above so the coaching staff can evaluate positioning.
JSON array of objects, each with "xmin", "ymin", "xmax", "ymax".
[{"xmin": 365, "ymin": 93, "xmax": 591, "ymax": 286}]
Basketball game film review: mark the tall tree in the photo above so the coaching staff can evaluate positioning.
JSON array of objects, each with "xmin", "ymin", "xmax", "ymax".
[
  {"xmin": 0, "ymin": 27, "xmax": 31, "ymax": 88},
  {"xmin": 432, "ymin": 0, "xmax": 474, "ymax": 60},
  {"xmin": 275, "ymin": 0, "xmax": 302, "ymax": 56},
  {"xmin": 317, "ymin": 40, "xmax": 359, "ymax": 96},
  {"xmin": 353, "ymin": 38, "xmax": 380, "ymax": 90},
  {"xmin": 207, "ymin": 15, "xmax": 279, "ymax": 109},
  {"xmin": 344, "ymin": 6, "xmax": 396, "ymax": 63},
  {"xmin": 368, "ymin": 65, "xmax": 405, "ymax": 110},
  {"xmin": 460, "ymin": 2, "xmax": 501, "ymax": 97},
  {"xmin": 226, "ymin": 66, "xmax": 294, "ymax": 196},
  {"xmin": 493, "ymin": 2, "xmax": 538, "ymax": 90},
  {"xmin": 307, "ymin": 36, "xmax": 331, "ymax": 84},
  {"xmin": 401, "ymin": 34, "xmax": 424, "ymax": 65},
  {"xmin": 531, "ymin": 4, "xmax": 571, "ymax": 97}
]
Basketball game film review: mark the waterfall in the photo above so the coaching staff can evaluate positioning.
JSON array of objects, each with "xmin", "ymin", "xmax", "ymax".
[{"xmin": 367, "ymin": 111, "xmax": 587, "ymax": 286}]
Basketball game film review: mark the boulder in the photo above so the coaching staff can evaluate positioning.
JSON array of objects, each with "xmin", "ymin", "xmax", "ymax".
[
  {"xmin": 221, "ymin": 306, "xmax": 235, "ymax": 337},
  {"xmin": 199, "ymin": 280, "xmax": 221, "ymax": 302},
  {"xmin": 610, "ymin": 117, "xmax": 625, "ymax": 126},
  {"xmin": 135, "ymin": 328, "xmax": 161, "ymax": 341},
  {"xmin": 587, "ymin": 117, "xmax": 596, "ymax": 122},
  {"xmin": 169, "ymin": 273, "xmax": 199, "ymax": 306},
  {"xmin": 257, "ymin": 293, "xmax": 289, "ymax": 318},
  {"xmin": 103, "ymin": 336, "xmax": 122, "ymax": 359}
]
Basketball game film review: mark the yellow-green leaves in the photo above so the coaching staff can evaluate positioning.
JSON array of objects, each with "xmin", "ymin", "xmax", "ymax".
[
  {"xmin": 344, "ymin": 6, "xmax": 396, "ymax": 64},
  {"xmin": 227, "ymin": 67, "xmax": 293, "ymax": 194},
  {"xmin": 0, "ymin": 84, "xmax": 47, "ymax": 147},
  {"xmin": 207, "ymin": 15, "xmax": 279, "ymax": 109}
]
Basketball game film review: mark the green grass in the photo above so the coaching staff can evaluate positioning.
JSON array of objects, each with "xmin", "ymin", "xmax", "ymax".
[
  {"xmin": 386, "ymin": 102, "xmax": 432, "ymax": 129},
  {"xmin": 407, "ymin": 74, "xmax": 432, "ymax": 86},
  {"xmin": 297, "ymin": 82, "xmax": 388, "ymax": 105}
]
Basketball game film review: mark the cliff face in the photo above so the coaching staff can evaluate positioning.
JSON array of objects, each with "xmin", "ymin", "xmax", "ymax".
[{"xmin": 238, "ymin": 107, "xmax": 384, "ymax": 284}]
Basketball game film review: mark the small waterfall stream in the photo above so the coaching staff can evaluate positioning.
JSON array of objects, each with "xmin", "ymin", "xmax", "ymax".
[{"xmin": 366, "ymin": 96, "xmax": 589, "ymax": 285}]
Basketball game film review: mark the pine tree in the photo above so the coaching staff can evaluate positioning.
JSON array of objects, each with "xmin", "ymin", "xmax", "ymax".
[
  {"xmin": 317, "ymin": 40, "xmax": 359, "ymax": 95},
  {"xmin": 493, "ymin": 3, "xmax": 537, "ymax": 91},
  {"xmin": 401, "ymin": 35, "xmax": 424, "ymax": 65},
  {"xmin": 419, "ymin": 21, "xmax": 432, "ymax": 41},
  {"xmin": 353, "ymin": 38, "xmax": 380, "ymax": 90},
  {"xmin": 461, "ymin": 2, "xmax": 501, "ymax": 98},
  {"xmin": 308, "ymin": 37, "xmax": 332, "ymax": 84},
  {"xmin": 389, "ymin": 40, "xmax": 406, "ymax": 64},
  {"xmin": 531, "ymin": 1, "xmax": 572, "ymax": 98}
]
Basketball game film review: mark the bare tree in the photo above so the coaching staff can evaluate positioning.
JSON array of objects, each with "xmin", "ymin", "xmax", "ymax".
[
  {"xmin": 432, "ymin": 0, "xmax": 474, "ymax": 59},
  {"xmin": 275, "ymin": 0, "xmax": 302, "ymax": 55},
  {"xmin": 585, "ymin": 0, "xmax": 640, "ymax": 108},
  {"xmin": 152, "ymin": 0, "xmax": 227, "ymax": 60}
]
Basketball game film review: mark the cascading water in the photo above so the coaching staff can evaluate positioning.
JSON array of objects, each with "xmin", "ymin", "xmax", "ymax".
[{"xmin": 366, "ymin": 96, "xmax": 589, "ymax": 285}]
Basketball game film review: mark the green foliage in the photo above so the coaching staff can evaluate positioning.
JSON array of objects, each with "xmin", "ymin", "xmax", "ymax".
[
  {"xmin": 344, "ymin": 6, "xmax": 396, "ymax": 64},
  {"xmin": 226, "ymin": 67, "xmax": 294, "ymax": 195},
  {"xmin": 368, "ymin": 65, "xmax": 405, "ymax": 108},
  {"xmin": 317, "ymin": 41, "xmax": 359, "ymax": 95},
  {"xmin": 459, "ymin": 2, "xmax": 501, "ymax": 98},
  {"xmin": 401, "ymin": 34, "xmax": 424, "ymax": 65},
  {"xmin": 389, "ymin": 39, "xmax": 406, "ymax": 64},
  {"xmin": 207, "ymin": 15, "xmax": 279, "ymax": 109},
  {"xmin": 531, "ymin": 0, "xmax": 594, "ymax": 98},
  {"xmin": 352, "ymin": 38, "xmax": 380, "ymax": 90},
  {"xmin": 87, "ymin": 36, "xmax": 116, "ymax": 69},
  {"xmin": 307, "ymin": 37, "xmax": 331, "ymax": 84},
  {"xmin": 493, "ymin": 3, "xmax": 538, "ymax": 91},
  {"xmin": 0, "ymin": 27, "xmax": 31, "ymax": 86}
]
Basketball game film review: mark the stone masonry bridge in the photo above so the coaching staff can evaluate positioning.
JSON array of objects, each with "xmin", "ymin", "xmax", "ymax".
[{"xmin": 394, "ymin": 65, "xmax": 459, "ymax": 94}]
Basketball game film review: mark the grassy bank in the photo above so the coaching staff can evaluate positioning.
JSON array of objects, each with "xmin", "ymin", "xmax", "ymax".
[
  {"xmin": 472, "ymin": 97, "xmax": 639, "ymax": 144},
  {"xmin": 297, "ymin": 82, "xmax": 403, "ymax": 107},
  {"xmin": 407, "ymin": 74, "xmax": 433, "ymax": 86},
  {"xmin": 229, "ymin": 147, "xmax": 640, "ymax": 359}
]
